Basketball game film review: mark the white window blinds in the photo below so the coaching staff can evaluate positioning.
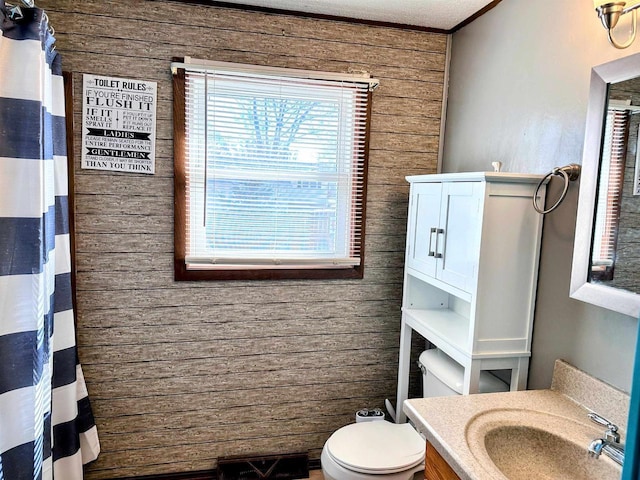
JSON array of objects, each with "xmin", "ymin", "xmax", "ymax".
[
  {"xmin": 592, "ymin": 108, "xmax": 628, "ymax": 275},
  {"xmin": 176, "ymin": 60, "xmax": 376, "ymax": 271}
]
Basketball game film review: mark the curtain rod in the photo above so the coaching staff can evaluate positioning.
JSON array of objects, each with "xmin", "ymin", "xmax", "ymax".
[{"xmin": 171, "ymin": 57, "xmax": 379, "ymax": 90}]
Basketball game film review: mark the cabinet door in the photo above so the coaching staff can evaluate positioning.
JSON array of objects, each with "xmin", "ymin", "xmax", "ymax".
[
  {"xmin": 436, "ymin": 182, "xmax": 482, "ymax": 293},
  {"xmin": 425, "ymin": 442, "xmax": 461, "ymax": 480},
  {"xmin": 406, "ymin": 182, "xmax": 442, "ymax": 277}
]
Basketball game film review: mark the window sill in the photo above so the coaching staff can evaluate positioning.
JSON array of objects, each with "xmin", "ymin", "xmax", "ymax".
[{"xmin": 174, "ymin": 261, "xmax": 364, "ymax": 281}]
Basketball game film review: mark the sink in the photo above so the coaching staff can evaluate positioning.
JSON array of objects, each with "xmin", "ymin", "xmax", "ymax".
[
  {"xmin": 465, "ymin": 409, "xmax": 622, "ymax": 480},
  {"xmin": 483, "ymin": 425, "xmax": 620, "ymax": 480}
]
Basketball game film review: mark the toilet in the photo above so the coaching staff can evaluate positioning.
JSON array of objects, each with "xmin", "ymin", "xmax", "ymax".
[
  {"xmin": 321, "ymin": 421, "xmax": 425, "ymax": 480},
  {"xmin": 321, "ymin": 349, "xmax": 509, "ymax": 479}
]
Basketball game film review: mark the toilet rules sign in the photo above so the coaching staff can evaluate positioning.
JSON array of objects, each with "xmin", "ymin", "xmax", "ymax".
[{"xmin": 81, "ymin": 74, "xmax": 158, "ymax": 174}]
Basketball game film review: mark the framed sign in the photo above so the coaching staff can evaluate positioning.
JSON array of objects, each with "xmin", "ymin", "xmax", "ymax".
[{"xmin": 81, "ymin": 74, "xmax": 157, "ymax": 174}]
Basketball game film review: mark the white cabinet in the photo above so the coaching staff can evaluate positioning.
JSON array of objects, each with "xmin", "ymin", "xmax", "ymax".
[
  {"xmin": 395, "ymin": 172, "xmax": 546, "ymax": 423},
  {"xmin": 406, "ymin": 181, "xmax": 482, "ymax": 296}
]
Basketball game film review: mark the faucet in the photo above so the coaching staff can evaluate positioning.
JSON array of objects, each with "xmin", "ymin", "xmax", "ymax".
[{"xmin": 587, "ymin": 412, "xmax": 625, "ymax": 466}]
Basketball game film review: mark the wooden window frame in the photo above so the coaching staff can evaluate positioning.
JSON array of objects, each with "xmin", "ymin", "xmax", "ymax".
[{"xmin": 172, "ymin": 63, "xmax": 372, "ymax": 281}]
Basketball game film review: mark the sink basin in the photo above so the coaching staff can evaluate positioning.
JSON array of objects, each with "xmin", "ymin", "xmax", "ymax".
[
  {"xmin": 483, "ymin": 425, "xmax": 619, "ymax": 480},
  {"xmin": 465, "ymin": 409, "xmax": 622, "ymax": 480}
]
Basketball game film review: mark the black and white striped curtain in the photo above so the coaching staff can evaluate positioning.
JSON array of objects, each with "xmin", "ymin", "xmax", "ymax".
[{"xmin": 0, "ymin": 2, "xmax": 100, "ymax": 478}]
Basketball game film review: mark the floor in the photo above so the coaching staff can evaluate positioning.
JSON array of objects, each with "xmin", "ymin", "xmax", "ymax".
[{"xmin": 307, "ymin": 470, "xmax": 324, "ymax": 479}]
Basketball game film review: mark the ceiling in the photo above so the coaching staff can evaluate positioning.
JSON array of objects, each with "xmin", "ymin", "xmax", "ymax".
[{"xmin": 211, "ymin": 0, "xmax": 501, "ymax": 32}]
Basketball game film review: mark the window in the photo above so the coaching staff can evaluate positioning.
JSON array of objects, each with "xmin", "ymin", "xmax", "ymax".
[
  {"xmin": 172, "ymin": 58, "xmax": 377, "ymax": 280},
  {"xmin": 591, "ymin": 106, "xmax": 628, "ymax": 281}
]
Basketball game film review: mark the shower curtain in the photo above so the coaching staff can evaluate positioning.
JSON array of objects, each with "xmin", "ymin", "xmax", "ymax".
[{"xmin": 0, "ymin": 2, "xmax": 100, "ymax": 479}]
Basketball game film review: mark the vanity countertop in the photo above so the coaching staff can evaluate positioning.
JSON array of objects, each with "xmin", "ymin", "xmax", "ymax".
[{"xmin": 403, "ymin": 360, "xmax": 629, "ymax": 480}]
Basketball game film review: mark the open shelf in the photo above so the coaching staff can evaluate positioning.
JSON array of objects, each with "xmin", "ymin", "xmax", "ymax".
[
  {"xmin": 402, "ymin": 307, "xmax": 470, "ymax": 359},
  {"xmin": 405, "ymin": 267, "xmax": 472, "ymax": 303}
]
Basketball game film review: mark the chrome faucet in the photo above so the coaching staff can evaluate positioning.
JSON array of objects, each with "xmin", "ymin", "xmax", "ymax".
[{"xmin": 587, "ymin": 412, "xmax": 625, "ymax": 466}]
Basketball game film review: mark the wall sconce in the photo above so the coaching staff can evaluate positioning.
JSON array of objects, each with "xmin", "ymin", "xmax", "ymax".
[{"xmin": 595, "ymin": 1, "xmax": 640, "ymax": 48}]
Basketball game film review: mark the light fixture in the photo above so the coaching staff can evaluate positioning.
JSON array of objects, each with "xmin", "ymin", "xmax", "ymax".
[{"xmin": 594, "ymin": 1, "xmax": 640, "ymax": 48}]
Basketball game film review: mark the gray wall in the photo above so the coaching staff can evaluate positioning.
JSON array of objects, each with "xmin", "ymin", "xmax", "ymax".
[
  {"xmin": 443, "ymin": 0, "xmax": 639, "ymax": 391},
  {"xmin": 40, "ymin": 0, "xmax": 446, "ymax": 477}
]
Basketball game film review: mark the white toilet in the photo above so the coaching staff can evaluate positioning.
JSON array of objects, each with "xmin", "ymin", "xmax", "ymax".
[
  {"xmin": 321, "ymin": 349, "xmax": 509, "ymax": 479},
  {"xmin": 321, "ymin": 421, "xmax": 425, "ymax": 480}
]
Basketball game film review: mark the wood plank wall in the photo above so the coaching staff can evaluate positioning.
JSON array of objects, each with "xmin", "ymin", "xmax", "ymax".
[{"xmin": 38, "ymin": 0, "xmax": 446, "ymax": 477}]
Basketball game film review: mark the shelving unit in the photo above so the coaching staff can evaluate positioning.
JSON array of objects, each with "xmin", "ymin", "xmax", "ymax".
[{"xmin": 395, "ymin": 172, "xmax": 546, "ymax": 423}]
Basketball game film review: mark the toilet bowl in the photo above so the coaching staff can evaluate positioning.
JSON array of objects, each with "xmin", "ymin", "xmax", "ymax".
[
  {"xmin": 321, "ymin": 348, "xmax": 510, "ymax": 478},
  {"xmin": 320, "ymin": 421, "xmax": 425, "ymax": 480}
]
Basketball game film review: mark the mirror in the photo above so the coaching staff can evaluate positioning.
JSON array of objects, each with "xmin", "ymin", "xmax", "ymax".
[
  {"xmin": 571, "ymin": 53, "xmax": 640, "ymax": 318},
  {"xmin": 591, "ymin": 77, "xmax": 640, "ymax": 294}
]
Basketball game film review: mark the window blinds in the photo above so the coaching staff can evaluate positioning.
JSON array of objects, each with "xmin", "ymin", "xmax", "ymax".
[
  {"xmin": 592, "ymin": 108, "xmax": 628, "ymax": 274},
  {"xmin": 179, "ymin": 62, "xmax": 374, "ymax": 270}
]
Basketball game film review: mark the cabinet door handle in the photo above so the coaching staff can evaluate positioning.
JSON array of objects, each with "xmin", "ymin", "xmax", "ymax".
[
  {"xmin": 428, "ymin": 227, "xmax": 437, "ymax": 257},
  {"xmin": 434, "ymin": 228, "xmax": 444, "ymax": 258}
]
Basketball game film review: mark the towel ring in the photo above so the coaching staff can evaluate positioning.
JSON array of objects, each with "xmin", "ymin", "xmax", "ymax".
[{"xmin": 533, "ymin": 164, "xmax": 581, "ymax": 215}]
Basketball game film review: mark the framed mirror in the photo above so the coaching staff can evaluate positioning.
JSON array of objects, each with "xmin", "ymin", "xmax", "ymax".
[{"xmin": 571, "ymin": 53, "xmax": 640, "ymax": 318}]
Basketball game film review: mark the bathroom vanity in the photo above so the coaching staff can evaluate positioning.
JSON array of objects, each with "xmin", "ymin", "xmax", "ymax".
[
  {"xmin": 395, "ymin": 172, "xmax": 546, "ymax": 423},
  {"xmin": 404, "ymin": 360, "xmax": 628, "ymax": 480},
  {"xmin": 425, "ymin": 442, "xmax": 460, "ymax": 480}
]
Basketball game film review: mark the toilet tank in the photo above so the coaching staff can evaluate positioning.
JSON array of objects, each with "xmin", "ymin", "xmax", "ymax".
[{"xmin": 418, "ymin": 349, "xmax": 509, "ymax": 397}]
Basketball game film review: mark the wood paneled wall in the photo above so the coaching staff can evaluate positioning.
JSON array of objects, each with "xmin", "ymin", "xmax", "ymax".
[{"xmin": 38, "ymin": 0, "xmax": 447, "ymax": 477}]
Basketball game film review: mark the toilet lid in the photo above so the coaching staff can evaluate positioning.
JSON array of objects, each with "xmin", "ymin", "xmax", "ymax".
[{"xmin": 325, "ymin": 422, "xmax": 425, "ymax": 474}]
